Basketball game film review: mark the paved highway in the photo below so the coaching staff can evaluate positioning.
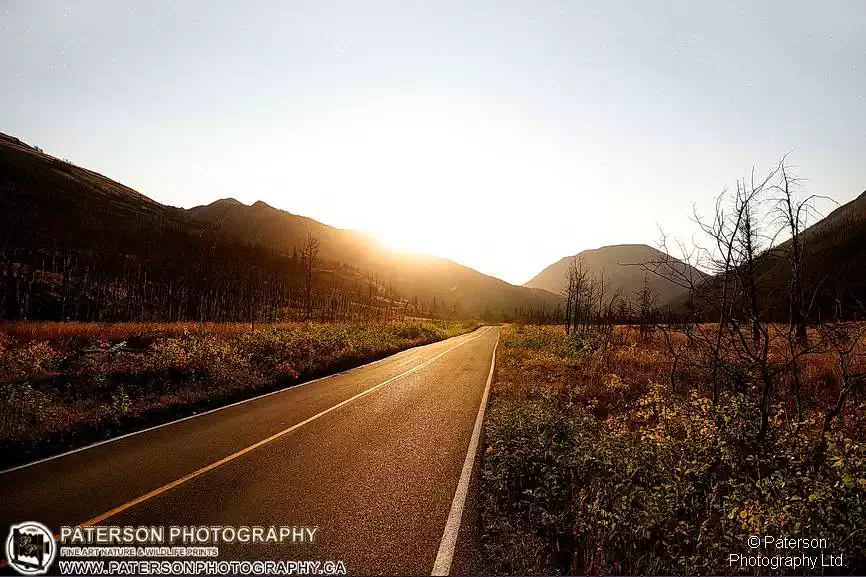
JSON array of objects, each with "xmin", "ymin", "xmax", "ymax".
[{"xmin": 0, "ymin": 326, "xmax": 500, "ymax": 575}]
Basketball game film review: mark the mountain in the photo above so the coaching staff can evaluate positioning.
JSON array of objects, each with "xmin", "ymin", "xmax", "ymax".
[
  {"xmin": 0, "ymin": 132, "xmax": 297, "ymax": 322},
  {"xmin": 186, "ymin": 198, "xmax": 563, "ymax": 318},
  {"xmin": 524, "ymin": 244, "xmax": 697, "ymax": 304},
  {"xmin": 0, "ymin": 132, "xmax": 560, "ymax": 321},
  {"xmin": 186, "ymin": 198, "xmax": 382, "ymax": 269}
]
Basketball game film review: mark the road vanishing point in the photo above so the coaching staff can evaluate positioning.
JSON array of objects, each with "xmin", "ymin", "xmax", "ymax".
[{"xmin": 0, "ymin": 326, "xmax": 501, "ymax": 576}]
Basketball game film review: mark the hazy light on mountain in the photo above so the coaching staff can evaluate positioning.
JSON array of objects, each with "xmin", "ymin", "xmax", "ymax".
[{"xmin": 2, "ymin": 1, "xmax": 864, "ymax": 284}]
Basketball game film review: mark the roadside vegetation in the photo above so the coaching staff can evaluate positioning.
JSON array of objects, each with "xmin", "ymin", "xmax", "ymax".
[
  {"xmin": 481, "ymin": 323, "xmax": 866, "ymax": 575},
  {"xmin": 0, "ymin": 319, "xmax": 479, "ymax": 469}
]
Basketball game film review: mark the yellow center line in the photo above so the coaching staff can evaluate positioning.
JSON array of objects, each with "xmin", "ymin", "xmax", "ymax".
[{"xmin": 72, "ymin": 327, "xmax": 491, "ymax": 528}]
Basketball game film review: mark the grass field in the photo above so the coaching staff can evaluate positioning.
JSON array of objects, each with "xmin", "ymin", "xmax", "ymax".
[
  {"xmin": 0, "ymin": 321, "xmax": 309, "ymax": 342},
  {"xmin": 0, "ymin": 319, "xmax": 480, "ymax": 469},
  {"xmin": 480, "ymin": 324, "xmax": 866, "ymax": 575}
]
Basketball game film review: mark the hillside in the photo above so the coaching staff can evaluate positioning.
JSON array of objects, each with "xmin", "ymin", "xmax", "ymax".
[
  {"xmin": 751, "ymin": 190, "xmax": 866, "ymax": 316},
  {"xmin": 653, "ymin": 191, "xmax": 866, "ymax": 318},
  {"xmin": 0, "ymin": 132, "xmax": 559, "ymax": 321},
  {"xmin": 0, "ymin": 132, "xmax": 301, "ymax": 322},
  {"xmin": 186, "ymin": 199, "xmax": 563, "ymax": 318},
  {"xmin": 186, "ymin": 198, "xmax": 382, "ymax": 267},
  {"xmin": 524, "ymin": 244, "xmax": 697, "ymax": 304}
]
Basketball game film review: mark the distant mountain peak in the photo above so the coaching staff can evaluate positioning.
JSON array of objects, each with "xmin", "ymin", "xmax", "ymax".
[
  {"xmin": 597, "ymin": 243, "xmax": 651, "ymax": 249},
  {"xmin": 251, "ymin": 200, "xmax": 273, "ymax": 210},
  {"xmin": 210, "ymin": 197, "xmax": 245, "ymax": 207},
  {"xmin": 580, "ymin": 243, "xmax": 656, "ymax": 253}
]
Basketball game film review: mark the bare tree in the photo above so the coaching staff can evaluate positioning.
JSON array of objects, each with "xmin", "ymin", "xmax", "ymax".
[
  {"xmin": 300, "ymin": 233, "xmax": 320, "ymax": 319},
  {"xmin": 655, "ymin": 306, "xmax": 693, "ymax": 391},
  {"xmin": 769, "ymin": 156, "xmax": 830, "ymax": 345},
  {"xmin": 634, "ymin": 274, "xmax": 658, "ymax": 343},
  {"xmin": 564, "ymin": 256, "xmax": 591, "ymax": 336}
]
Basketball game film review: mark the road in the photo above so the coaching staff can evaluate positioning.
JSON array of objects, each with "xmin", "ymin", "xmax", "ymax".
[{"xmin": 0, "ymin": 326, "xmax": 500, "ymax": 576}]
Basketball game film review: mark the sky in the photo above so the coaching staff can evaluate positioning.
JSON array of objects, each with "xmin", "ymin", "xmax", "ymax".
[{"xmin": 2, "ymin": 1, "xmax": 865, "ymax": 285}]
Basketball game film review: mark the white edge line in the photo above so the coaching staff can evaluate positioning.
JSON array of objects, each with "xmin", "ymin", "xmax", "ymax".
[
  {"xmin": 431, "ymin": 326, "xmax": 500, "ymax": 576},
  {"xmin": 0, "ymin": 326, "xmax": 487, "ymax": 476}
]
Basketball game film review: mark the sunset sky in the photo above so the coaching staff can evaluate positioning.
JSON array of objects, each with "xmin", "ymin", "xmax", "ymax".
[{"xmin": 2, "ymin": 1, "xmax": 865, "ymax": 284}]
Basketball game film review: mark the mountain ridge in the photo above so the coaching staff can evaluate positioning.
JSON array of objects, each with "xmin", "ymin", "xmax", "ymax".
[
  {"xmin": 186, "ymin": 197, "xmax": 563, "ymax": 317},
  {"xmin": 0, "ymin": 132, "xmax": 561, "ymax": 321}
]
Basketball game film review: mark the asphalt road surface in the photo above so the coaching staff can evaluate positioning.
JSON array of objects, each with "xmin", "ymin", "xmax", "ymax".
[{"xmin": 1, "ymin": 326, "xmax": 500, "ymax": 575}]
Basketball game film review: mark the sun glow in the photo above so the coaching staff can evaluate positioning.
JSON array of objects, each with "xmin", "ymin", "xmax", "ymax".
[{"xmin": 261, "ymin": 99, "xmax": 598, "ymax": 283}]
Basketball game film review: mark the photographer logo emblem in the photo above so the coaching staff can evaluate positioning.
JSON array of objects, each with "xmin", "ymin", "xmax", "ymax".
[{"xmin": 5, "ymin": 522, "xmax": 56, "ymax": 575}]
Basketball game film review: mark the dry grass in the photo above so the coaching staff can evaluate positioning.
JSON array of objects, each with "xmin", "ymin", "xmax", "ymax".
[{"xmin": 0, "ymin": 321, "xmax": 307, "ymax": 344}]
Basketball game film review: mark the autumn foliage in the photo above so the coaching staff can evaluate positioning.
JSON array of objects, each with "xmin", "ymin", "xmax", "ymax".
[{"xmin": 481, "ymin": 324, "xmax": 866, "ymax": 575}]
